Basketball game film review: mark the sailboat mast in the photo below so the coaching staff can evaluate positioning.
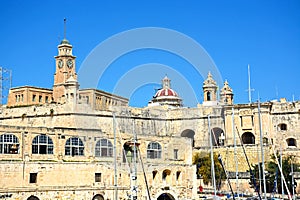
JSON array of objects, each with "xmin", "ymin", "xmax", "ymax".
[
  {"xmin": 208, "ymin": 115, "xmax": 217, "ymax": 196},
  {"xmin": 258, "ymin": 99, "xmax": 267, "ymax": 200},
  {"xmin": 247, "ymin": 64, "xmax": 255, "ymax": 104},
  {"xmin": 232, "ymin": 107, "xmax": 239, "ymax": 197},
  {"xmin": 131, "ymin": 119, "xmax": 138, "ymax": 200},
  {"xmin": 113, "ymin": 113, "xmax": 118, "ymax": 200},
  {"xmin": 280, "ymin": 137, "xmax": 284, "ymax": 198}
]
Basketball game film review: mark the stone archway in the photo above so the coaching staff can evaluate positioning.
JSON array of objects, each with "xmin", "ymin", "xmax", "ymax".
[
  {"xmin": 181, "ymin": 129, "xmax": 195, "ymax": 147},
  {"xmin": 27, "ymin": 195, "xmax": 39, "ymax": 200},
  {"xmin": 210, "ymin": 127, "xmax": 224, "ymax": 146},
  {"xmin": 242, "ymin": 132, "xmax": 255, "ymax": 144},
  {"xmin": 92, "ymin": 194, "xmax": 104, "ymax": 200},
  {"xmin": 157, "ymin": 193, "xmax": 176, "ymax": 200}
]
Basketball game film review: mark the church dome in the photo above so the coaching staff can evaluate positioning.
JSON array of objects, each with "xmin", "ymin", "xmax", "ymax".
[
  {"xmin": 148, "ymin": 76, "xmax": 182, "ymax": 108},
  {"xmin": 154, "ymin": 88, "xmax": 179, "ymax": 98},
  {"xmin": 60, "ymin": 38, "xmax": 70, "ymax": 45}
]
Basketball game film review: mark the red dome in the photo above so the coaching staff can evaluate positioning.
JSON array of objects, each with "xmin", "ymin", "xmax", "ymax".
[{"xmin": 154, "ymin": 88, "xmax": 178, "ymax": 98}]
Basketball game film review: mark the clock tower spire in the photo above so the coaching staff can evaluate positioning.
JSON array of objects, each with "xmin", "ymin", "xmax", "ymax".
[{"xmin": 53, "ymin": 19, "xmax": 78, "ymax": 103}]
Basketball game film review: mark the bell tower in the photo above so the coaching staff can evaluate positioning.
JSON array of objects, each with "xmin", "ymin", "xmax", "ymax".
[
  {"xmin": 202, "ymin": 72, "xmax": 218, "ymax": 106},
  {"xmin": 220, "ymin": 80, "xmax": 234, "ymax": 105},
  {"xmin": 53, "ymin": 19, "xmax": 77, "ymax": 103}
]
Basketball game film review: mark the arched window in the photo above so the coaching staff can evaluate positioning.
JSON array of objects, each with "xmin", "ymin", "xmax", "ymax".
[
  {"xmin": 207, "ymin": 91, "xmax": 211, "ymax": 101},
  {"xmin": 32, "ymin": 134, "xmax": 53, "ymax": 154},
  {"xmin": 278, "ymin": 123, "xmax": 287, "ymax": 131},
  {"xmin": 263, "ymin": 137, "xmax": 268, "ymax": 145},
  {"xmin": 242, "ymin": 132, "xmax": 255, "ymax": 144},
  {"xmin": 0, "ymin": 134, "xmax": 19, "ymax": 154},
  {"xmin": 181, "ymin": 129, "xmax": 195, "ymax": 147},
  {"xmin": 153, "ymin": 170, "xmax": 158, "ymax": 181},
  {"xmin": 65, "ymin": 137, "xmax": 84, "ymax": 156},
  {"xmin": 95, "ymin": 139, "xmax": 113, "ymax": 157},
  {"xmin": 286, "ymin": 138, "xmax": 296, "ymax": 147},
  {"xmin": 147, "ymin": 142, "xmax": 162, "ymax": 159},
  {"xmin": 162, "ymin": 169, "xmax": 171, "ymax": 184}
]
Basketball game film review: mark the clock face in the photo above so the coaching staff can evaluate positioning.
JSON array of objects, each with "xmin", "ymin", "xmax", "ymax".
[
  {"xmin": 67, "ymin": 59, "xmax": 73, "ymax": 68},
  {"xmin": 58, "ymin": 60, "xmax": 63, "ymax": 68}
]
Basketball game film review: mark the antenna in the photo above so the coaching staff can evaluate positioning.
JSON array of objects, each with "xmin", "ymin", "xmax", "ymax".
[
  {"xmin": 275, "ymin": 85, "xmax": 279, "ymax": 100},
  {"xmin": 247, "ymin": 64, "xmax": 254, "ymax": 103},
  {"xmin": 64, "ymin": 18, "xmax": 67, "ymax": 39}
]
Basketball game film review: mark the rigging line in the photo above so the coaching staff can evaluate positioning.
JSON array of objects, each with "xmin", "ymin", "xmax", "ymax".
[
  {"xmin": 265, "ymin": 132, "xmax": 292, "ymax": 200},
  {"xmin": 235, "ymin": 126, "xmax": 262, "ymax": 200},
  {"xmin": 137, "ymin": 147, "xmax": 151, "ymax": 200},
  {"xmin": 218, "ymin": 154, "xmax": 236, "ymax": 200}
]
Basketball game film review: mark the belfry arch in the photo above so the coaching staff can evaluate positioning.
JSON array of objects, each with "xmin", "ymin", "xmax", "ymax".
[{"xmin": 181, "ymin": 129, "xmax": 195, "ymax": 147}]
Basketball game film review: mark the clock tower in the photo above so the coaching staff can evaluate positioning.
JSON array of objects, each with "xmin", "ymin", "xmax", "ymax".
[{"xmin": 53, "ymin": 37, "xmax": 77, "ymax": 103}]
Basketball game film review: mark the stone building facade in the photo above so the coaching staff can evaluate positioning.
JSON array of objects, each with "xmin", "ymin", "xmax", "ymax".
[{"xmin": 1, "ymin": 36, "xmax": 299, "ymax": 200}]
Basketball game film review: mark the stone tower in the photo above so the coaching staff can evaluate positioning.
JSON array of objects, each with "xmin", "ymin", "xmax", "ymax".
[
  {"xmin": 202, "ymin": 72, "xmax": 218, "ymax": 106},
  {"xmin": 53, "ymin": 37, "xmax": 77, "ymax": 103},
  {"xmin": 220, "ymin": 80, "xmax": 234, "ymax": 105}
]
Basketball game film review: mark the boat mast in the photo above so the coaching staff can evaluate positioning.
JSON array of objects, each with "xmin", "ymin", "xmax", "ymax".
[
  {"xmin": 258, "ymin": 99, "xmax": 267, "ymax": 200},
  {"xmin": 280, "ymin": 133, "xmax": 284, "ymax": 198},
  {"xmin": 247, "ymin": 64, "xmax": 254, "ymax": 103},
  {"xmin": 208, "ymin": 115, "xmax": 217, "ymax": 196},
  {"xmin": 232, "ymin": 107, "xmax": 239, "ymax": 198},
  {"xmin": 113, "ymin": 113, "xmax": 118, "ymax": 200},
  {"xmin": 291, "ymin": 159, "xmax": 295, "ymax": 200},
  {"xmin": 131, "ymin": 119, "xmax": 138, "ymax": 200}
]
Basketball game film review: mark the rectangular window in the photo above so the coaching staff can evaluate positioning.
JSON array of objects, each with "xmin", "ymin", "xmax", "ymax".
[
  {"xmin": 32, "ymin": 94, "xmax": 36, "ymax": 102},
  {"xmin": 45, "ymin": 96, "xmax": 49, "ymax": 103},
  {"xmin": 29, "ymin": 173, "xmax": 37, "ymax": 183},
  {"xmin": 95, "ymin": 173, "xmax": 102, "ymax": 182},
  {"xmin": 240, "ymin": 116, "xmax": 243, "ymax": 127},
  {"xmin": 39, "ymin": 95, "xmax": 42, "ymax": 103},
  {"xmin": 174, "ymin": 149, "xmax": 178, "ymax": 160}
]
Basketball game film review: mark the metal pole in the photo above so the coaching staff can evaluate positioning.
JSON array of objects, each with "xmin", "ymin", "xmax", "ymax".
[
  {"xmin": 280, "ymin": 136, "xmax": 284, "ymax": 198},
  {"xmin": 232, "ymin": 107, "xmax": 239, "ymax": 198},
  {"xmin": 131, "ymin": 119, "xmax": 137, "ymax": 200},
  {"xmin": 258, "ymin": 100, "xmax": 267, "ymax": 200},
  {"xmin": 113, "ymin": 113, "xmax": 118, "ymax": 200},
  {"xmin": 208, "ymin": 115, "xmax": 216, "ymax": 196},
  {"xmin": 291, "ymin": 159, "xmax": 295, "ymax": 200}
]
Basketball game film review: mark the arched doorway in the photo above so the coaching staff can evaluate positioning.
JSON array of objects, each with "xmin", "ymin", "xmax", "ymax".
[
  {"xmin": 157, "ymin": 193, "xmax": 176, "ymax": 200},
  {"xmin": 181, "ymin": 129, "xmax": 195, "ymax": 147},
  {"xmin": 122, "ymin": 141, "xmax": 133, "ymax": 163},
  {"xmin": 92, "ymin": 194, "xmax": 104, "ymax": 200},
  {"xmin": 242, "ymin": 132, "xmax": 255, "ymax": 144},
  {"xmin": 210, "ymin": 127, "xmax": 225, "ymax": 146},
  {"xmin": 27, "ymin": 195, "xmax": 39, "ymax": 200}
]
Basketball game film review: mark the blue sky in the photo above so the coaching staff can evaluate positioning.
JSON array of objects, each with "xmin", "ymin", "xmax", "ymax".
[{"xmin": 0, "ymin": 1, "xmax": 299, "ymax": 107}]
